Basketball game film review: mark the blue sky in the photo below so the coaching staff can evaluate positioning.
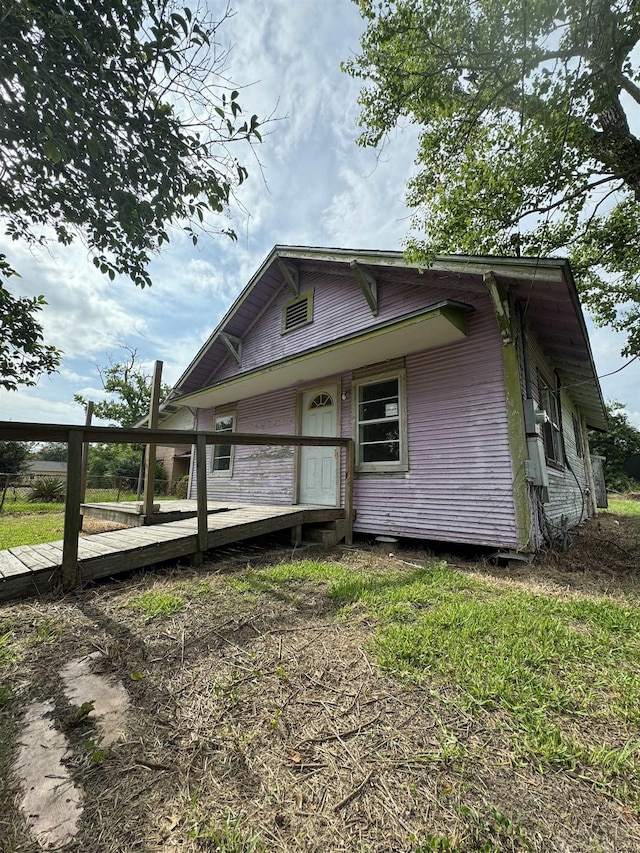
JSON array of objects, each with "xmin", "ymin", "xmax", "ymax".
[{"xmin": 1, "ymin": 0, "xmax": 638, "ymax": 428}]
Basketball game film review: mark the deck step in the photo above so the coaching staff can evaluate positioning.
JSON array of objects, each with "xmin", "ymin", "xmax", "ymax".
[{"xmin": 304, "ymin": 519, "xmax": 347, "ymax": 547}]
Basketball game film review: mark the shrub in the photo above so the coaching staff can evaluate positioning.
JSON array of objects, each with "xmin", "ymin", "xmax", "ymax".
[
  {"xmin": 172, "ymin": 475, "xmax": 189, "ymax": 499},
  {"xmin": 28, "ymin": 477, "xmax": 65, "ymax": 503}
]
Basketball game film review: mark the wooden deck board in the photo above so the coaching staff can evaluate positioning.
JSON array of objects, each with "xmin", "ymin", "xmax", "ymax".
[
  {"xmin": 8, "ymin": 545, "xmax": 58, "ymax": 571},
  {"xmin": 0, "ymin": 550, "xmax": 34, "ymax": 579},
  {"xmin": 0, "ymin": 503, "xmax": 346, "ymax": 603}
]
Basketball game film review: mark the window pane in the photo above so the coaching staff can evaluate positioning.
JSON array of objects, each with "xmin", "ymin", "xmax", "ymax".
[
  {"xmin": 360, "ymin": 422, "xmax": 399, "ymax": 444},
  {"xmin": 215, "ymin": 416, "xmax": 233, "ymax": 432},
  {"xmin": 359, "ymin": 379, "xmax": 399, "ymax": 423},
  {"xmin": 356, "ymin": 375, "xmax": 404, "ymax": 467},
  {"xmin": 213, "ymin": 444, "xmax": 231, "ymax": 472},
  {"xmin": 362, "ymin": 441, "xmax": 400, "ymax": 463},
  {"xmin": 360, "ymin": 379, "xmax": 398, "ymax": 403},
  {"xmin": 213, "ymin": 413, "xmax": 234, "ymax": 472}
]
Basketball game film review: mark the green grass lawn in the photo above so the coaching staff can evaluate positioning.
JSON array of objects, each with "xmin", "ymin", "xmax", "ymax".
[
  {"xmin": 0, "ymin": 490, "xmax": 177, "ymax": 550},
  {"xmin": 0, "ymin": 512, "xmax": 66, "ymax": 550},
  {"xmin": 2, "ymin": 528, "xmax": 640, "ymax": 851},
  {"xmin": 607, "ymin": 496, "xmax": 640, "ymax": 517},
  {"xmin": 0, "ymin": 489, "xmax": 144, "ymax": 515},
  {"xmin": 231, "ymin": 557, "xmax": 640, "ymax": 810}
]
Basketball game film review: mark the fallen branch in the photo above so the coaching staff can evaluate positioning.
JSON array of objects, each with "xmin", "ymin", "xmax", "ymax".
[
  {"xmin": 333, "ymin": 769, "xmax": 375, "ymax": 812},
  {"xmin": 300, "ymin": 714, "xmax": 381, "ymax": 746}
]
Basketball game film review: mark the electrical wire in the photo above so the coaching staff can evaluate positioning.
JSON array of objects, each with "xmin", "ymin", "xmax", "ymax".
[{"xmin": 559, "ymin": 354, "xmax": 639, "ymax": 394}]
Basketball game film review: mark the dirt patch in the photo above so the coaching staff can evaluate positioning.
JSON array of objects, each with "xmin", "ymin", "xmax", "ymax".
[
  {"xmin": 0, "ymin": 515, "xmax": 639, "ymax": 852},
  {"xmin": 80, "ymin": 519, "xmax": 128, "ymax": 536},
  {"xmin": 475, "ymin": 510, "xmax": 640, "ymax": 598}
]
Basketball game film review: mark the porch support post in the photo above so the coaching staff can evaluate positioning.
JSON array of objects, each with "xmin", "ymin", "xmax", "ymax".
[
  {"xmin": 344, "ymin": 439, "xmax": 355, "ymax": 545},
  {"xmin": 61, "ymin": 428, "xmax": 83, "ymax": 589},
  {"xmin": 194, "ymin": 433, "xmax": 208, "ymax": 566},
  {"xmin": 143, "ymin": 360, "xmax": 163, "ymax": 517},
  {"xmin": 291, "ymin": 524, "xmax": 302, "ymax": 548},
  {"xmin": 581, "ymin": 415, "xmax": 598, "ymax": 517},
  {"xmin": 79, "ymin": 400, "xmax": 93, "ymax": 530},
  {"xmin": 484, "ymin": 272, "xmax": 533, "ymax": 552}
]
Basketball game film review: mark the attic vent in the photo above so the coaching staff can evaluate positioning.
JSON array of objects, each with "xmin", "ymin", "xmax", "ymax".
[{"xmin": 281, "ymin": 289, "xmax": 313, "ymax": 334}]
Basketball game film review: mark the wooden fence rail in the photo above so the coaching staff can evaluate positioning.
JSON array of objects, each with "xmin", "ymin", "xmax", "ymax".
[{"xmin": 0, "ymin": 421, "xmax": 355, "ymax": 588}]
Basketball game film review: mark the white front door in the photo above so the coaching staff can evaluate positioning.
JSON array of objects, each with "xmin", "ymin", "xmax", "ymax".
[{"xmin": 299, "ymin": 386, "xmax": 339, "ymax": 506}]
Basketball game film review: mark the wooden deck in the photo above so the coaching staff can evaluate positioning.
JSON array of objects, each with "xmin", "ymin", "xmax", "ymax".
[
  {"xmin": 0, "ymin": 503, "xmax": 345, "ymax": 603},
  {"xmin": 81, "ymin": 499, "xmax": 237, "ymax": 527}
]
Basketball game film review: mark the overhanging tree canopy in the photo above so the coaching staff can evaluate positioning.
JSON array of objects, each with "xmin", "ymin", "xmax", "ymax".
[
  {"xmin": 344, "ymin": 0, "xmax": 640, "ymax": 356},
  {"xmin": 1, "ymin": 0, "xmax": 261, "ymax": 391}
]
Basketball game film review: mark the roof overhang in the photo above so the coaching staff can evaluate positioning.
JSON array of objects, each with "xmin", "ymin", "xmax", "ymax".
[
  {"xmin": 176, "ymin": 300, "xmax": 471, "ymax": 409},
  {"xmin": 168, "ymin": 245, "xmax": 606, "ymax": 430}
]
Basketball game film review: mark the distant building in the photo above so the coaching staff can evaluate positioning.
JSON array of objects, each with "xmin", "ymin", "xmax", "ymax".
[{"xmin": 26, "ymin": 461, "xmax": 68, "ymax": 480}]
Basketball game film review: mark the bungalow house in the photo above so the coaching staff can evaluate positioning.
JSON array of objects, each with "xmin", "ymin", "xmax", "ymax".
[{"xmin": 167, "ymin": 246, "xmax": 606, "ymax": 557}]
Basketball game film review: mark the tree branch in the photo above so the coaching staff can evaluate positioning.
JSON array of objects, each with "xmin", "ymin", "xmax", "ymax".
[{"xmin": 618, "ymin": 71, "xmax": 640, "ymax": 105}]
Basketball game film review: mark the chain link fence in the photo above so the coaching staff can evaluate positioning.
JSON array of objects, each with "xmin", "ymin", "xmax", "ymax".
[{"xmin": 0, "ymin": 473, "xmax": 190, "ymax": 512}]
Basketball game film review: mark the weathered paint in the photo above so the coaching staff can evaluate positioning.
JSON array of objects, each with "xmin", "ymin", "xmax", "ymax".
[
  {"xmin": 195, "ymin": 389, "xmax": 297, "ymax": 505},
  {"xmin": 181, "ymin": 256, "xmax": 605, "ymax": 552},
  {"xmin": 212, "ymin": 270, "xmax": 480, "ymax": 384},
  {"xmin": 527, "ymin": 333, "xmax": 589, "ymax": 545},
  {"xmin": 484, "ymin": 276, "xmax": 533, "ymax": 552},
  {"xmin": 348, "ymin": 305, "xmax": 518, "ymax": 548},
  {"xmin": 191, "ymin": 290, "xmax": 519, "ymax": 549}
]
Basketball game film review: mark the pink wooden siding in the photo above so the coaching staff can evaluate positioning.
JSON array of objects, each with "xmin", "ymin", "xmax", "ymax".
[
  {"xmin": 213, "ymin": 271, "xmax": 484, "ymax": 383},
  {"xmin": 194, "ymin": 389, "xmax": 297, "ymax": 505},
  {"xmin": 191, "ymin": 295, "xmax": 519, "ymax": 549},
  {"xmin": 349, "ymin": 307, "xmax": 518, "ymax": 547}
]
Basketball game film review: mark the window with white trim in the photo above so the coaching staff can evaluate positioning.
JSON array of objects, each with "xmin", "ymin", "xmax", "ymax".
[
  {"xmin": 211, "ymin": 413, "xmax": 235, "ymax": 476},
  {"xmin": 354, "ymin": 371, "xmax": 407, "ymax": 472},
  {"xmin": 539, "ymin": 375, "xmax": 564, "ymax": 466}
]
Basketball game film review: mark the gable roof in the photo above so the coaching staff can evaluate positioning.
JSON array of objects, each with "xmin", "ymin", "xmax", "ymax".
[
  {"xmin": 170, "ymin": 245, "xmax": 607, "ymax": 430},
  {"xmin": 27, "ymin": 461, "xmax": 68, "ymax": 474}
]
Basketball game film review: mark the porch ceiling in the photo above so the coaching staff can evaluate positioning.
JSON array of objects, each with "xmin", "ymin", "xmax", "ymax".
[{"xmin": 176, "ymin": 301, "xmax": 470, "ymax": 409}]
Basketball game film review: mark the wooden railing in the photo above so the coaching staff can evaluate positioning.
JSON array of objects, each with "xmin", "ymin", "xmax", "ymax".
[{"xmin": 0, "ymin": 422, "xmax": 355, "ymax": 588}]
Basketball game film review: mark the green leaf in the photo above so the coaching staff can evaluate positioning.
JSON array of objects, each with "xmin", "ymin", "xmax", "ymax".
[
  {"xmin": 87, "ymin": 137, "xmax": 100, "ymax": 159},
  {"xmin": 43, "ymin": 139, "xmax": 62, "ymax": 163},
  {"xmin": 1, "ymin": 0, "xmax": 262, "ymax": 388}
]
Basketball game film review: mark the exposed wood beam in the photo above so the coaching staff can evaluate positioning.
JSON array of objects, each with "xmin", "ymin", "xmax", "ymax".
[
  {"xmin": 350, "ymin": 260, "xmax": 378, "ymax": 316},
  {"xmin": 219, "ymin": 332, "xmax": 242, "ymax": 365},
  {"xmin": 277, "ymin": 258, "xmax": 299, "ymax": 295},
  {"xmin": 484, "ymin": 272, "xmax": 512, "ymax": 345},
  {"xmin": 0, "ymin": 421, "xmax": 353, "ymax": 448}
]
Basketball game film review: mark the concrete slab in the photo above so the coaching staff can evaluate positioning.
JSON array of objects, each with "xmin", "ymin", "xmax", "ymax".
[
  {"xmin": 14, "ymin": 700, "xmax": 84, "ymax": 849},
  {"xmin": 60, "ymin": 653, "xmax": 130, "ymax": 747}
]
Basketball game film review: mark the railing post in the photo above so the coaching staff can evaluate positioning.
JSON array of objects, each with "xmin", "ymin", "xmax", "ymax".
[
  {"xmin": 79, "ymin": 401, "xmax": 94, "ymax": 529},
  {"xmin": 61, "ymin": 429, "xmax": 83, "ymax": 589},
  {"xmin": 143, "ymin": 360, "xmax": 163, "ymax": 516},
  {"xmin": 344, "ymin": 439, "xmax": 355, "ymax": 545},
  {"xmin": 195, "ymin": 434, "xmax": 208, "ymax": 565}
]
